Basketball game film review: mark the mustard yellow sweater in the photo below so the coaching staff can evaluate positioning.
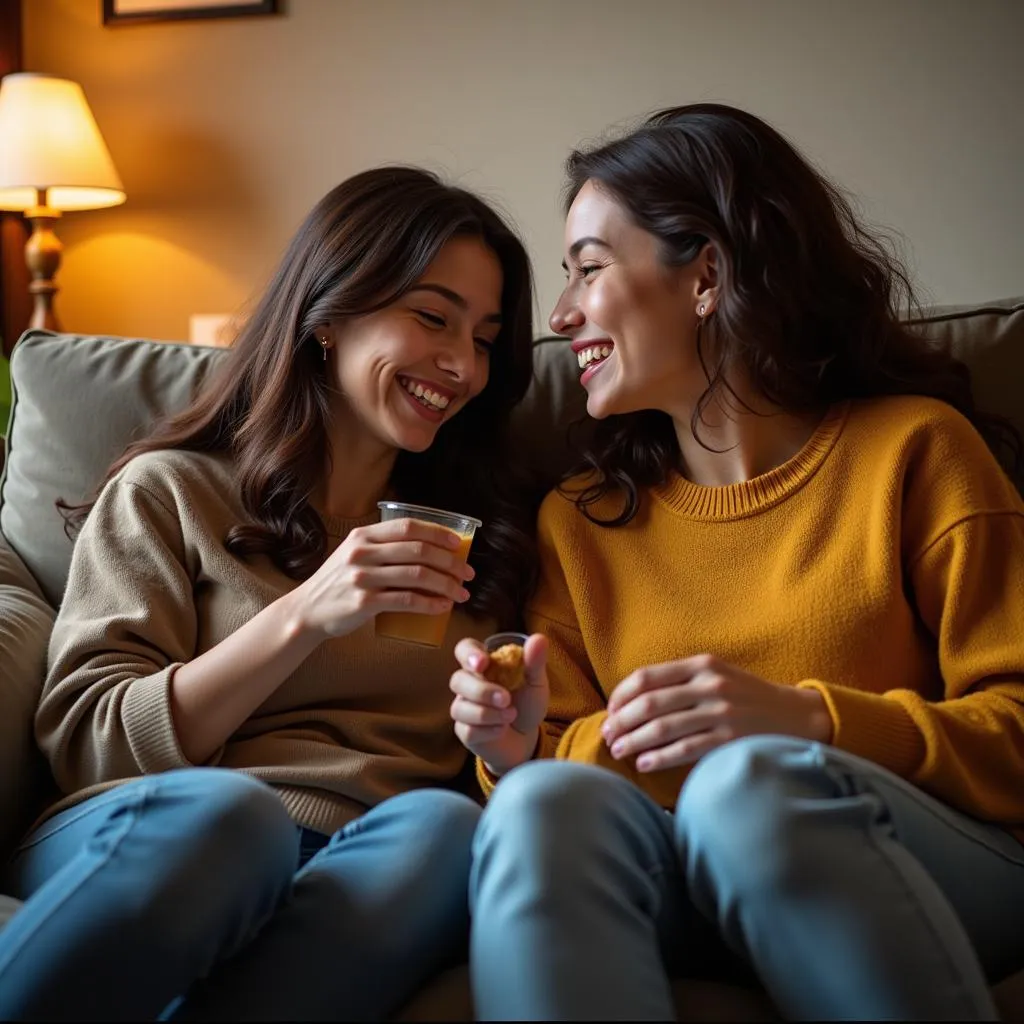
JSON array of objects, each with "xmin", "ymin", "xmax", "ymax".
[
  {"xmin": 36, "ymin": 449, "xmax": 491, "ymax": 835},
  {"xmin": 485, "ymin": 396, "xmax": 1024, "ymax": 833}
]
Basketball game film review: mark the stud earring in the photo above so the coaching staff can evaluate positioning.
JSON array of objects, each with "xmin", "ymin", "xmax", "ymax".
[{"xmin": 697, "ymin": 304, "xmax": 706, "ymax": 317}]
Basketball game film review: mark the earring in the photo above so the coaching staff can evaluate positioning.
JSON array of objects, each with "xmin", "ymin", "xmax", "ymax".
[
  {"xmin": 697, "ymin": 304, "xmax": 706, "ymax": 317},
  {"xmin": 319, "ymin": 336, "xmax": 329, "ymax": 361}
]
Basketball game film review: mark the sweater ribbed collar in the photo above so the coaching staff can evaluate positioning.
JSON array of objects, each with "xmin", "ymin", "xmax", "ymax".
[{"xmin": 651, "ymin": 401, "xmax": 849, "ymax": 520}]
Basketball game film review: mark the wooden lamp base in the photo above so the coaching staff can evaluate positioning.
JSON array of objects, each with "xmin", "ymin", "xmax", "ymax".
[{"xmin": 24, "ymin": 204, "xmax": 61, "ymax": 332}]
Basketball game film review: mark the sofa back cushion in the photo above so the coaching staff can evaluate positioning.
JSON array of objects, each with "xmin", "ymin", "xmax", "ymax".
[
  {"xmin": 2, "ymin": 296, "xmax": 1022, "ymax": 608},
  {"xmin": 908, "ymin": 300, "xmax": 1024, "ymax": 444},
  {"xmin": 3, "ymin": 335, "xmax": 225, "ymax": 606}
]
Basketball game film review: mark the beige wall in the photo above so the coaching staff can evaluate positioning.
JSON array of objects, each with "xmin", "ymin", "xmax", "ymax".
[{"xmin": 21, "ymin": 0, "xmax": 1024, "ymax": 341}]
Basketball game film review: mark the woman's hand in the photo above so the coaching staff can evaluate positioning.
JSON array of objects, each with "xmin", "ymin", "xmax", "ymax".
[
  {"xmin": 601, "ymin": 654, "xmax": 833, "ymax": 772},
  {"xmin": 449, "ymin": 633, "xmax": 550, "ymax": 777},
  {"xmin": 290, "ymin": 517, "xmax": 474, "ymax": 640}
]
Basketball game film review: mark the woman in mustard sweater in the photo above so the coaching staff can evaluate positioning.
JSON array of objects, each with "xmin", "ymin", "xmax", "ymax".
[
  {"xmin": 450, "ymin": 104, "xmax": 1024, "ymax": 1020},
  {"xmin": 0, "ymin": 167, "xmax": 536, "ymax": 1020}
]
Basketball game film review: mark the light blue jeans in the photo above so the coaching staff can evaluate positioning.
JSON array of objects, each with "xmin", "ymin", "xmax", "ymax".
[
  {"xmin": 470, "ymin": 736, "xmax": 1024, "ymax": 1021},
  {"xmin": 0, "ymin": 768, "xmax": 481, "ymax": 1021}
]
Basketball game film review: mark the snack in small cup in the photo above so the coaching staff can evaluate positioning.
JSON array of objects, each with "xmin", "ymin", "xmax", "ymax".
[{"xmin": 483, "ymin": 632, "xmax": 529, "ymax": 692}]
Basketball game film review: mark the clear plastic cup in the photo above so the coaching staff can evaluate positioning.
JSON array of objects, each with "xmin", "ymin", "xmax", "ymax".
[
  {"xmin": 374, "ymin": 501, "xmax": 482, "ymax": 648},
  {"xmin": 484, "ymin": 632, "xmax": 529, "ymax": 653}
]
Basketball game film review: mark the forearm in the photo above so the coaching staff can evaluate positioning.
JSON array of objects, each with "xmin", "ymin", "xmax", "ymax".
[{"xmin": 171, "ymin": 588, "xmax": 322, "ymax": 763}]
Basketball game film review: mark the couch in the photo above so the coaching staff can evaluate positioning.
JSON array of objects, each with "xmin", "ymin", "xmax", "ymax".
[{"xmin": 1, "ymin": 296, "xmax": 1023, "ymax": 1020}]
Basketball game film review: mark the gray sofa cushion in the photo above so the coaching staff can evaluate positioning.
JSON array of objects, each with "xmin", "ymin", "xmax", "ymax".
[
  {"xmin": 2, "ymin": 297, "xmax": 1022, "ymax": 608},
  {"xmin": 2, "ymin": 336, "xmax": 224, "ymax": 607}
]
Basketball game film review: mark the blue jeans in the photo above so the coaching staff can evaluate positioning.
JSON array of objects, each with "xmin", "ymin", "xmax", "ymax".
[
  {"xmin": 470, "ymin": 736, "xmax": 1024, "ymax": 1021},
  {"xmin": 0, "ymin": 768, "xmax": 481, "ymax": 1020}
]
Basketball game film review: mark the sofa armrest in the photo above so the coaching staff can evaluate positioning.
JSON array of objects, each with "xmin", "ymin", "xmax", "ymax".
[
  {"xmin": 0, "ymin": 532, "xmax": 55, "ymax": 856},
  {"xmin": 0, "ymin": 527, "xmax": 47, "ymax": 599}
]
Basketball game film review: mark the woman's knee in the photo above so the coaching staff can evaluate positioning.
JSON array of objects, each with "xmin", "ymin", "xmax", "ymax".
[
  {"xmin": 158, "ymin": 769, "xmax": 295, "ymax": 857},
  {"xmin": 471, "ymin": 762, "xmax": 677, "ymax": 923},
  {"xmin": 484, "ymin": 761, "xmax": 630, "ymax": 829},
  {"xmin": 369, "ymin": 788, "xmax": 482, "ymax": 859},
  {"xmin": 43, "ymin": 771, "xmax": 299, "ymax": 956},
  {"xmin": 677, "ymin": 736, "xmax": 835, "ymax": 888},
  {"xmin": 121, "ymin": 769, "xmax": 298, "ymax": 909},
  {"xmin": 681, "ymin": 735, "xmax": 817, "ymax": 808},
  {"xmin": 475, "ymin": 760, "xmax": 655, "ymax": 872}
]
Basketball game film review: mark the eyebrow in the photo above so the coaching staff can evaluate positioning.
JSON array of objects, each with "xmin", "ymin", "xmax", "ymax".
[
  {"xmin": 561, "ymin": 235, "xmax": 610, "ymax": 271},
  {"xmin": 406, "ymin": 283, "xmax": 502, "ymax": 323}
]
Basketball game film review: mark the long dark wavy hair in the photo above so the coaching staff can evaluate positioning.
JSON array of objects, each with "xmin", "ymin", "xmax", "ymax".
[
  {"xmin": 59, "ymin": 166, "xmax": 538, "ymax": 624},
  {"xmin": 562, "ymin": 103, "xmax": 1023, "ymax": 525}
]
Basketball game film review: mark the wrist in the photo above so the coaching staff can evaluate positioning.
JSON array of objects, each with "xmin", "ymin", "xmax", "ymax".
[
  {"xmin": 515, "ymin": 725, "xmax": 542, "ymax": 763},
  {"xmin": 801, "ymin": 687, "xmax": 833, "ymax": 743},
  {"xmin": 483, "ymin": 727, "xmax": 540, "ymax": 778},
  {"xmin": 276, "ymin": 587, "xmax": 325, "ymax": 647}
]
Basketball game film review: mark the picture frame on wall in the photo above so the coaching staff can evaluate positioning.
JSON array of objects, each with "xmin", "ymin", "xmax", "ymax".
[{"xmin": 102, "ymin": 0, "xmax": 277, "ymax": 25}]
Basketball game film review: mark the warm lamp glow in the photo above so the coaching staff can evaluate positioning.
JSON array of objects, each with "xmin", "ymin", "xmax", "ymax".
[
  {"xmin": 0, "ymin": 73, "xmax": 126, "ymax": 333},
  {"xmin": 0, "ymin": 73, "xmax": 125, "ymax": 211}
]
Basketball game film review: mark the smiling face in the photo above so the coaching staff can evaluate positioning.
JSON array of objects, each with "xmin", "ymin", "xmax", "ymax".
[
  {"xmin": 323, "ymin": 234, "xmax": 503, "ymax": 454},
  {"xmin": 550, "ymin": 180, "xmax": 716, "ymax": 420}
]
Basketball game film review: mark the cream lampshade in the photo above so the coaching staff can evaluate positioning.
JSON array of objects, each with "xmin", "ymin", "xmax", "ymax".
[{"xmin": 0, "ymin": 73, "xmax": 126, "ymax": 332}]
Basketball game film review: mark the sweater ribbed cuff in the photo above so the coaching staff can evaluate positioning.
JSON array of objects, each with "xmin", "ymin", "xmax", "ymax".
[
  {"xmin": 121, "ymin": 665, "xmax": 195, "ymax": 773},
  {"xmin": 796, "ymin": 680, "xmax": 926, "ymax": 779}
]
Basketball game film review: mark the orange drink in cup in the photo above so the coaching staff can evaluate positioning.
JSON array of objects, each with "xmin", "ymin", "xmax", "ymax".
[{"xmin": 374, "ymin": 501, "xmax": 481, "ymax": 648}]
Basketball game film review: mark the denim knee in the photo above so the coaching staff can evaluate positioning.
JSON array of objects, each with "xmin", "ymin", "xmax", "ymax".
[
  {"xmin": 676, "ymin": 735, "xmax": 832, "ymax": 891},
  {"xmin": 481, "ymin": 760, "xmax": 632, "ymax": 836},
  {"xmin": 360, "ymin": 788, "xmax": 482, "ymax": 861},
  {"xmin": 116, "ymin": 769, "xmax": 298, "ymax": 947},
  {"xmin": 474, "ymin": 761, "xmax": 649, "ymax": 883},
  {"xmin": 157, "ymin": 768, "xmax": 297, "ymax": 865}
]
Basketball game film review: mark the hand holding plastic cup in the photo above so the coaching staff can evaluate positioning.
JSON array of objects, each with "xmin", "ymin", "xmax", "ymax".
[{"xmin": 374, "ymin": 501, "xmax": 482, "ymax": 648}]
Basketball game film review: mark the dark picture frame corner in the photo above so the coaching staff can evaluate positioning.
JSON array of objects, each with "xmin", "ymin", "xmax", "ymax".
[{"xmin": 102, "ymin": 0, "xmax": 278, "ymax": 26}]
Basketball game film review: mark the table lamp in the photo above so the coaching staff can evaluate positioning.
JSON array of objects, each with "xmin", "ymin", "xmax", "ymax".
[{"xmin": 0, "ymin": 73, "xmax": 125, "ymax": 332}]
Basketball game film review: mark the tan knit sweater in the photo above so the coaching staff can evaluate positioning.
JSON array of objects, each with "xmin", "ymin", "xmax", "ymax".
[{"xmin": 35, "ymin": 449, "xmax": 491, "ymax": 835}]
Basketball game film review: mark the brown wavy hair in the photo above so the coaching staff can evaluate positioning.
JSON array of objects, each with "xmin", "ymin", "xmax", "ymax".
[
  {"xmin": 59, "ymin": 166, "xmax": 538, "ymax": 624},
  {"xmin": 561, "ymin": 103, "xmax": 1023, "ymax": 525}
]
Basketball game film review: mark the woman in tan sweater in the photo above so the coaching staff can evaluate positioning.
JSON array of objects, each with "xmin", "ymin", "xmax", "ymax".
[
  {"xmin": 450, "ymin": 105, "xmax": 1024, "ymax": 1020},
  {"xmin": 0, "ymin": 167, "xmax": 536, "ymax": 1020}
]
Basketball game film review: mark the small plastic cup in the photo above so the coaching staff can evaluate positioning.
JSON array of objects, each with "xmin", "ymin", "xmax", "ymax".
[
  {"xmin": 374, "ymin": 501, "xmax": 482, "ymax": 648},
  {"xmin": 484, "ymin": 632, "xmax": 529, "ymax": 653}
]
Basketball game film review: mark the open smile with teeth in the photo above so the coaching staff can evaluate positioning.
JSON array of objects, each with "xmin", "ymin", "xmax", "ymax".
[
  {"xmin": 577, "ymin": 344, "xmax": 612, "ymax": 370},
  {"xmin": 398, "ymin": 376, "xmax": 451, "ymax": 411}
]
